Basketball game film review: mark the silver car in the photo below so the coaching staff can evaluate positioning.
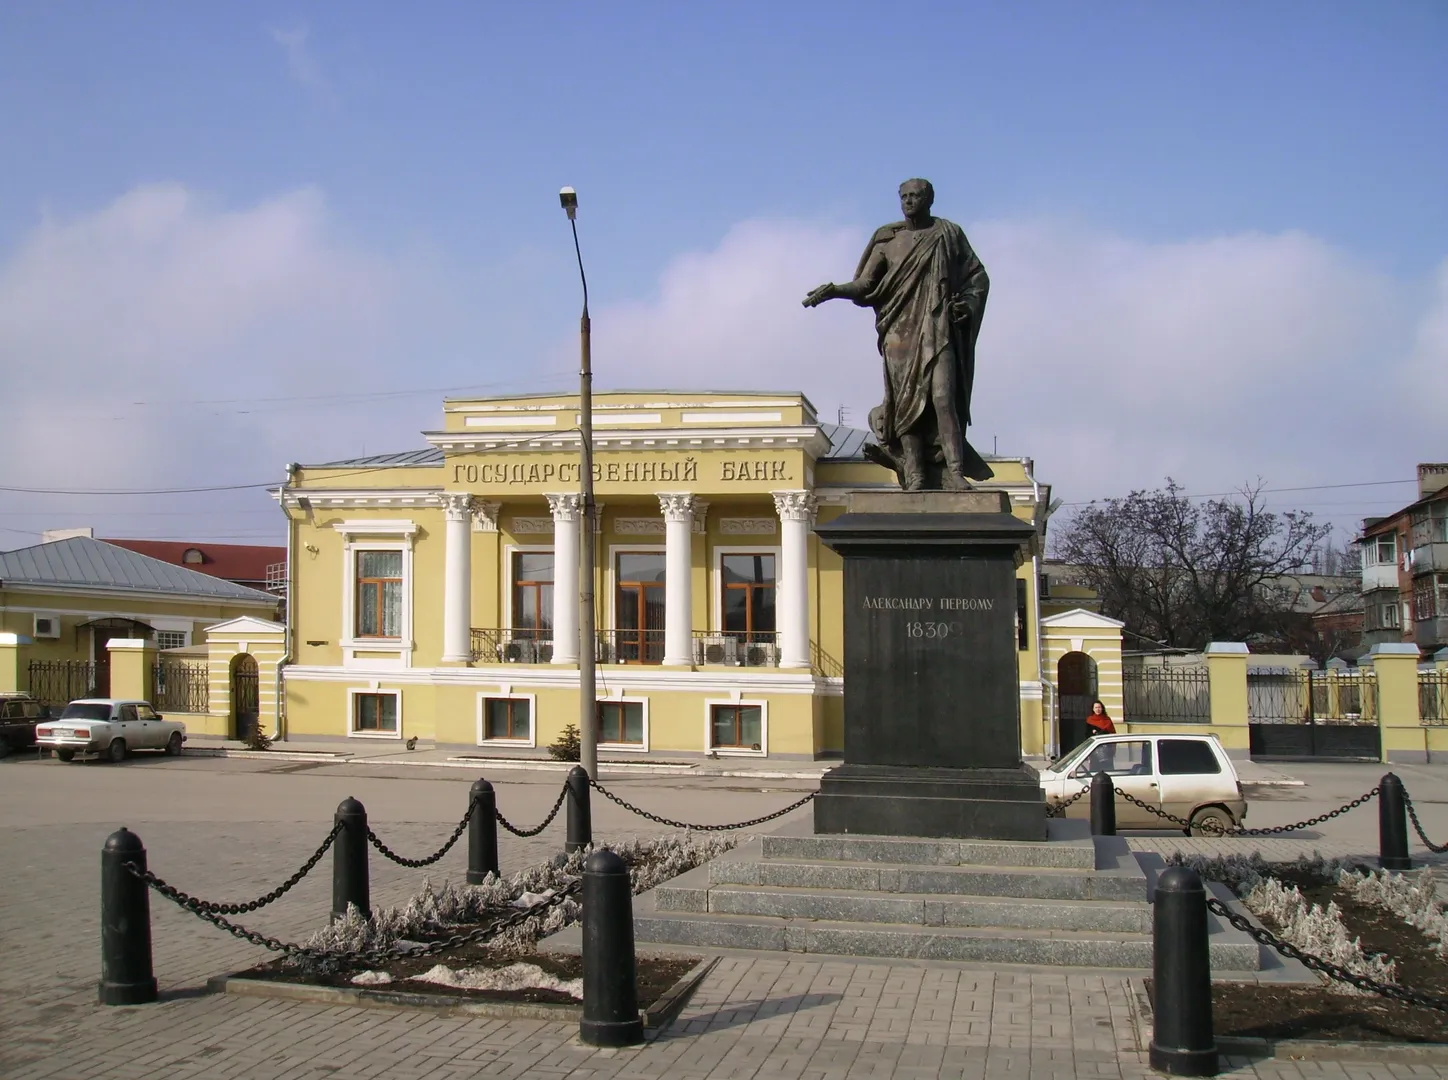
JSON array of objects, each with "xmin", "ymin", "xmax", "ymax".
[
  {"xmin": 1039, "ymin": 732, "xmax": 1247, "ymax": 835},
  {"xmin": 36, "ymin": 698, "xmax": 187, "ymax": 763}
]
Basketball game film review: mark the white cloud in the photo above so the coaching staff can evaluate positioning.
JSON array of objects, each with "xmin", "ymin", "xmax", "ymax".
[
  {"xmin": 586, "ymin": 217, "xmax": 1447, "ymax": 531},
  {"xmin": 268, "ymin": 23, "xmax": 329, "ymax": 95}
]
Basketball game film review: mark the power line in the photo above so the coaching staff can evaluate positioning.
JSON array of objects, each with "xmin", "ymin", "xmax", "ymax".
[{"xmin": 1058, "ymin": 478, "xmax": 1417, "ymax": 508}]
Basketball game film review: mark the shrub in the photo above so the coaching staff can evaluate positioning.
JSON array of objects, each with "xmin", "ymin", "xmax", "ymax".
[
  {"xmin": 1338, "ymin": 867, "xmax": 1448, "ymax": 959},
  {"xmin": 547, "ymin": 724, "xmax": 581, "ymax": 762},
  {"xmin": 244, "ymin": 726, "xmax": 272, "ymax": 752}
]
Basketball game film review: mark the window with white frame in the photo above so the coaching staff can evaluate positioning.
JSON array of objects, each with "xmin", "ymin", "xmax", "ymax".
[
  {"xmin": 1366, "ymin": 533, "xmax": 1397, "ymax": 566},
  {"xmin": 709, "ymin": 702, "xmax": 764, "ymax": 752},
  {"xmin": 596, "ymin": 699, "xmax": 645, "ymax": 746},
  {"xmin": 355, "ymin": 550, "xmax": 404, "ymax": 638},
  {"xmin": 352, "ymin": 690, "xmax": 399, "ymax": 734},
  {"xmin": 721, "ymin": 553, "xmax": 776, "ymax": 642},
  {"xmin": 482, "ymin": 696, "xmax": 532, "ymax": 742},
  {"xmin": 511, "ymin": 551, "xmax": 554, "ymax": 639},
  {"xmin": 155, "ymin": 630, "xmax": 188, "ymax": 650}
]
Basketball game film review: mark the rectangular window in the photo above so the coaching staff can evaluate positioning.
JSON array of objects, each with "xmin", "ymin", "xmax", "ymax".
[
  {"xmin": 155, "ymin": 631, "xmax": 188, "ymax": 650},
  {"xmin": 356, "ymin": 550, "xmax": 403, "ymax": 637},
  {"xmin": 1415, "ymin": 577, "xmax": 1439, "ymax": 622},
  {"xmin": 354, "ymin": 692, "xmax": 398, "ymax": 733},
  {"xmin": 1368, "ymin": 534, "xmax": 1397, "ymax": 565},
  {"xmin": 1074, "ymin": 739, "xmax": 1152, "ymax": 778},
  {"xmin": 1016, "ymin": 579, "xmax": 1028, "ymax": 650},
  {"xmin": 721, "ymin": 554, "xmax": 776, "ymax": 641},
  {"xmin": 710, "ymin": 704, "xmax": 763, "ymax": 750},
  {"xmin": 484, "ymin": 697, "xmax": 531, "ymax": 741},
  {"xmin": 615, "ymin": 551, "xmax": 666, "ymax": 663},
  {"xmin": 1157, "ymin": 739, "xmax": 1222, "ymax": 776},
  {"xmin": 1381, "ymin": 602, "xmax": 1401, "ymax": 629},
  {"xmin": 596, "ymin": 700, "xmax": 644, "ymax": 745},
  {"xmin": 1411, "ymin": 507, "xmax": 1448, "ymax": 547},
  {"xmin": 512, "ymin": 552, "xmax": 554, "ymax": 638}
]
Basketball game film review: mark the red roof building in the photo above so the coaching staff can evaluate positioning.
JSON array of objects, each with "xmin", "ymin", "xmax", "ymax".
[{"xmin": 100, "ymin": 539, "xmax": 286, "ymax": 592}]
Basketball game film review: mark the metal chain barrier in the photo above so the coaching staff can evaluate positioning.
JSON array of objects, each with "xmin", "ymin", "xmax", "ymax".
[
  {"xmin": 496, "ymin": 782, "xmax": 569, "ymax": 837},
  {"xmin": 1046, "ymin": 786, "xmax": 1088, "ymax": 818},
  {"xmin": 589, "ymin": 779, "xmax": 816, "ymax": 831},
  {"xmin": 1205, "ymin": 896, "xmax": 1448, "ymax": 1013},
  {"xmin": 123, "ymin": 821, "xmax": 344, "ymax": 917},
  {"xmin": 1403, "ymin": 792, "xmax": 1448, "ymax": 854},
  {"xmin": 125, "ymin": 861, "xmax": 580, "ymax": 967},
  {"xmin": 1115, "ymin": 786, "xmax": 1379, "ymax": 837},
  {"xmin": 367, "ymin": 800, "xmax": 477, "ymax": 868}
]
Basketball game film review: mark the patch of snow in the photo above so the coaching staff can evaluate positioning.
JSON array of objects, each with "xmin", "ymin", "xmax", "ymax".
[
  {"xmin": 350, "ymin": 970, "xmax": 393, "ymax": 985},
  {"xmin": 513, "ymin": 889, "xmax": 555, "ymax": 908},
  {"xmin": 408, "ymin": 961, "xmax": 582, "ymax": 999}
]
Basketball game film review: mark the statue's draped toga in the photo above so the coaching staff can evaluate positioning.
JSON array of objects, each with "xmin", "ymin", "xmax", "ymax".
[{"xmin": 854, "ymin": 217, "xmax": 993, "ymax": 486}]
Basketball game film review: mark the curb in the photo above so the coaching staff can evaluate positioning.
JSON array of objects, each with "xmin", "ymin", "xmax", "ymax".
[
  {"xmin": 1133, "ymin": 978, "xmax": 1448, "ymax": 1063},
  {"xmin": 207, "ymin": 953, "xmax": 717, "ymax": 1032},
  {"xmin": 182, "ymin": 748, "xmax": 350, "ymax": 763}
]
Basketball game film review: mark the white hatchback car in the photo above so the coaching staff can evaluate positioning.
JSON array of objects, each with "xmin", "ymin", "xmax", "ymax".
[
  {"xmin": 36, "ymin": 699, "xmax": 187, "ymax": 763},
  {"xmin": 1039, "ymin": 732, "xmax": 1247, "ymax": 835}
]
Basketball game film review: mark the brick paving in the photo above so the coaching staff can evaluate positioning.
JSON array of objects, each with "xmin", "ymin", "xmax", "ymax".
[{"xmin": 1, "ymin": 752, "xmax": 1446, "ymax": 1079}]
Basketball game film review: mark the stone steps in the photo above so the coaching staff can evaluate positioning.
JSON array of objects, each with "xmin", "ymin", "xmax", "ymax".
[{"xmin": 667, "ymin": 881, "xmax": 1152, "ymax": 934}]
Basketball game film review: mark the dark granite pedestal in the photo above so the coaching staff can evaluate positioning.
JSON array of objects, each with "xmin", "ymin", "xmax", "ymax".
[{"xmin": 814, "ymin": 491, "xmax": 1046, "ymax": 841}]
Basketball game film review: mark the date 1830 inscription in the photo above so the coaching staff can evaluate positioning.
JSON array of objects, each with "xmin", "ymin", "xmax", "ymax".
[{"xmin": 862, "ymin": 595, "xmax": 996, "ymax": 642}]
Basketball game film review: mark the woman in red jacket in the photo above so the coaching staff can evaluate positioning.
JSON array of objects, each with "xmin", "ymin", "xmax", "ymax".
[{"xmin": 1085, "ymin": 700, "xmax": 1115, "ymax": 736}]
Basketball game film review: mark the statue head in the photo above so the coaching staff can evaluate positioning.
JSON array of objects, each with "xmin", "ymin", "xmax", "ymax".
[{"xmin": 898, "ymin": 178, "xmax": 935, "ymax": 219}]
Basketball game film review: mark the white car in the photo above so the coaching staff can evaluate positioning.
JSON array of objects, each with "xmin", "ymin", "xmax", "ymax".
[
  {"xmin": 36, "ymin": 699, "xmax": 187, "ymax": 763},
  {"xmin": 1039, "ymin": 732, "xmax": 1248, "ymax": 835}
]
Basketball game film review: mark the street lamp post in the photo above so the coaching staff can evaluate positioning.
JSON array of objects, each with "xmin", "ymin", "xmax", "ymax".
[{"xmin": 560, "ymin": 187, "xmax": 598, "ymax": 781}]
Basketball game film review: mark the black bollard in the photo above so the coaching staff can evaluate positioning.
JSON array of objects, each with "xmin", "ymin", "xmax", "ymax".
[
  {"xmin": 1379, "ymin": 772, "xmax": 1412, "ymax": 872},
  {"xmin": 332, "ymin": 796, "xmax": 370, "ymax": 921},
  {"xmin": 566, "ymin": 765, "xmax": 592, "ymax": 854},
  {"xmin": 99, "ymin": 827, "xmax": 158, "ymax": 1005},
  {"xmin": 467, "ymin": 777, "xmax": 500, "ymax": 884},
  {"xmin": 580, "ymin": 849, "xmax": 643, "ymax": 1047},
  {"xmin": 1149, "ymin": 866, "xmax": 1218, "ymax": 1076},
  {"xmin": 1090, "ymin": 771, "xmax": 1117, "ymax": 836}
]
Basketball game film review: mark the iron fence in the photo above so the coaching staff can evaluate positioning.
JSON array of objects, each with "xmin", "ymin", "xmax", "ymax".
[
  {"xmin": 1247, "ymin": 667, "xmax": 1377, "ymax": 725},
  {"xmin": 469, "ymin": 628, "xmax": 554, "ymax": 664},
  {"xmin": 27, "ymin": 659, "xmax": 99, "ymax": 706},
  {"xmin": 1122, "ymin": 666, "xmax": 1211, "ymax": 723},
  {"xmin": 1421, "ymin": 668, "xmax": 1448, "ymax": 726},
  {"xmin": 151, "ymin": 660, "xmax": 209, "ymax": 713}
]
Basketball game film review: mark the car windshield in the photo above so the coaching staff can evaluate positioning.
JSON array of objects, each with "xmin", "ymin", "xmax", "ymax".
[
  {"xmin": 1047, "ymin": 745, "xmax": 1087, "ymax": 772},
  {"xmin": 59, "ymin": 703, "xmax": 111, "ymax": 721}
]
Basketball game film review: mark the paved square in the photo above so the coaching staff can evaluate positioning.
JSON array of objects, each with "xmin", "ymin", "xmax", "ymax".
[{"xmin": 1, "ymin": 752, "xmax": 1445, "ymax": 1079}]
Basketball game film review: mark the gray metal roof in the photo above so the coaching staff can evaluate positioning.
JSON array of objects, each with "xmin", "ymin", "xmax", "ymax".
[
  {"xmin": 0, "ymin": 537, "xmax": 277, "ymax": 603},
  {"xmin": 819, "ymin": 423, "xmax": 875, "ymax": 460},
  {"xmin": 308, "ymin": 448, "xmax": 444, "ymax": 468}
]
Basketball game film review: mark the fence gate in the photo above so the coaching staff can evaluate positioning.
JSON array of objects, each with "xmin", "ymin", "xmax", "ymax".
[
  {"xmin": 1247, "ymin": 667, "xmax": 1381, "ymax": 761},
  {"xmin": 231, "ymin": 654, "xmax": 259, "ymax": 742}
]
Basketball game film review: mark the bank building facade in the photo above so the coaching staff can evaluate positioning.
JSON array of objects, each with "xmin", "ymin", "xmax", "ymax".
[{"xmin": 273, "ymin": 391, "xmax": 1107, "ymax": 759}]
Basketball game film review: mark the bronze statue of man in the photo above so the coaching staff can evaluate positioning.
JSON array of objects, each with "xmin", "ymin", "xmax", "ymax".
[{"xmin": 804, "ymin": 179, "xmax": 992, "ymax": 490}]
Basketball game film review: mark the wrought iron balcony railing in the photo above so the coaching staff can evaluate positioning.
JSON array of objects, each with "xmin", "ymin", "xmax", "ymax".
[{"xmin": 470, "ymin": 628, "xmax": 555, "ymax": 664}]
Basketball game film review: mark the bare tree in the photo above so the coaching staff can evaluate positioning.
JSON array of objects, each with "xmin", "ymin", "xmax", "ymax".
[{"xmin": 1052, "ymin": 480, "xmax": 1332, "ymax": 650}]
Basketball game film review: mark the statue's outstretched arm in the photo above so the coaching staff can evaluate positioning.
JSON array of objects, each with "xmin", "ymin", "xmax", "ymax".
[{"xmin": 803, "ymin": 244, "xmax": 887, "ymax": 308}]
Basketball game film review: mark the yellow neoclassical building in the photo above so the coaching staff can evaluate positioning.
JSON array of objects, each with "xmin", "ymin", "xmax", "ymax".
[{"xmin": 275, "ymin": 390, "xmax": 1104, "ymax": 759}]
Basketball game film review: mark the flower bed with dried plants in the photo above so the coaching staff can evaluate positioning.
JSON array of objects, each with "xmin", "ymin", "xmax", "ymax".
[{"xmin": 1162, "ymin": 853, "xmax": 1448, "ymax": 1043}]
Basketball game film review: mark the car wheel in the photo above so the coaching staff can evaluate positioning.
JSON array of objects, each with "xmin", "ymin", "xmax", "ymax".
[
  {"xmin": 107, "ymin": 739, "xmax": 127, "ymax": 764},
  {"xmin": 165, "ymin": 732, "xmax": 183, "ymax": 756},
  {"xmin": 1188, "ymin": 806, "xmax": 1235, "ymax": 837},
  {"xmin": 55, "ymin": 749, "xmax": 76, "ymax": 762}
]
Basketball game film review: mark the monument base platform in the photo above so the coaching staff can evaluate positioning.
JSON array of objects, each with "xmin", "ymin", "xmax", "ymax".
[{"xmin": 813, "ymin": 763, "xmax": 1047, "ymax": 841}]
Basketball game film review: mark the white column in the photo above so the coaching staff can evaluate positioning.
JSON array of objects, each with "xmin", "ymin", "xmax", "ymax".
[
  {"xmin": 772, "ymin": 491, "xmax": 817, "ymax": 669},
  {"xmin": 546, "ymin": 493, "xmax": 582, "ymax": 664},
  {"xmin": 659, "ymin": 493, "xmax": 697, "ymax": 666},
  {"xmin": 441, "ymin": 493, "xmax": 474, "ymax": 662}
]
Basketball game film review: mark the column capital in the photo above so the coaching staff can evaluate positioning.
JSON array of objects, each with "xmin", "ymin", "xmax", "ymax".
[
  {"xmin": 546, "ymin": 492, "xmax": 584, "ymax": 522},
  {"xmin": 441, "ymin": 492, "xmax": 475, "ymax": 522},
  {"xmin": 658, "ymin": 492, "xmax": 699, "ymax": 524},
  {"xmin": 772, "ymin": 490, "xmax": 817, "ymax": 524},
  {"xmin": 471, "ymin": 500, "xmax": 500, "ymax": 532}
]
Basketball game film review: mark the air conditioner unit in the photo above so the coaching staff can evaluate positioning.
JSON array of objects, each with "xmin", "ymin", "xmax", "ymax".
[
  {"xmin": 696, "ymin": 635, "xmax": 738, "ymax": 666},
  {"xmin": 503, "ymin": 639, "xmax": 538, "ymax": 663},
  {"xmin": 535, "ymin": 642, "xmax": 554, "ymax": 664},
  {"xmin": 742, "ymin": 641, "xmax": 779, "ymax": 668},
  {"xmin": 33, "ymin": 616, "xmax": 60, "ymax": 639}
]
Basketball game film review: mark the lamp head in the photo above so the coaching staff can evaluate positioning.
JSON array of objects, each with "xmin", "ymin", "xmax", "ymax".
[{"xmin": 559, "ymin": 187, "xmax": 578, "ymax": 221}]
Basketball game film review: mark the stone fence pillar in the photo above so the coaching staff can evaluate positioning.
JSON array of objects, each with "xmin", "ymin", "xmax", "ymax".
[
  {"xmin": 1203, "ymin": 642, "xmax": 1249, "ymax": 755},
  {"xmin": 1370, "ymin": 643, "xmax": 1423, "ymax": 764},
  {"xmin": 107, "ymin": 639, "xmax": 157, "ymax": 701}
]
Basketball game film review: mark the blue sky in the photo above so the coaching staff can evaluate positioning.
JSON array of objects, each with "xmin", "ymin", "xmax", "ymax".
[{"xmin": 1, "ymin": 1, "xmax": 1445, "ymax": 547}]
